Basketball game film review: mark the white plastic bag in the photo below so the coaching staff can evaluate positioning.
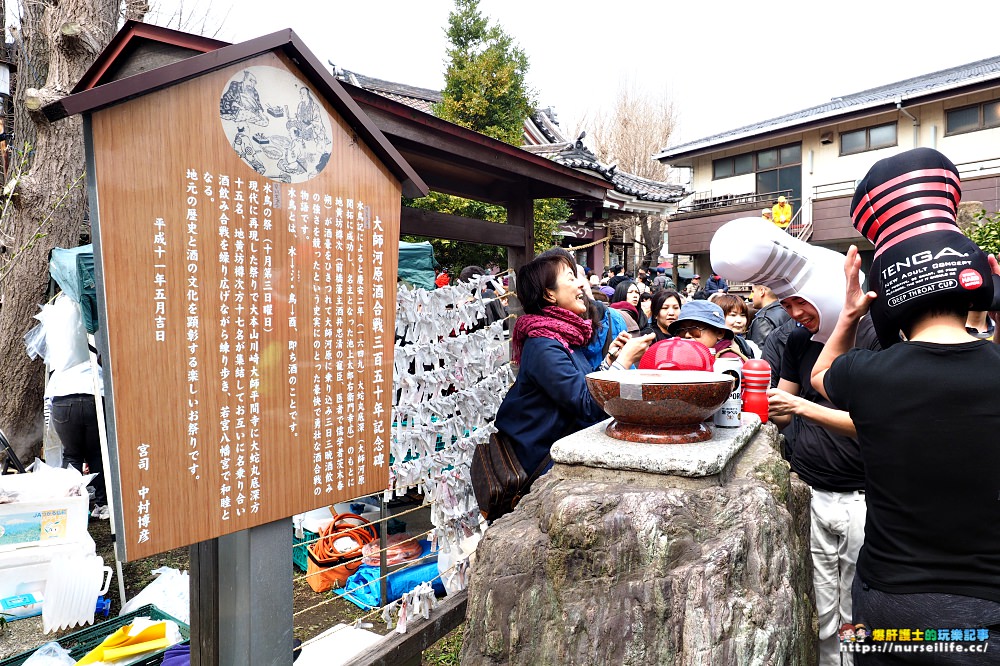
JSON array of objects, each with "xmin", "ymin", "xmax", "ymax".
[
  {"xmin": 119, "ymin": 566, "xmax": 190, "ymax": 625},
  {"xmin": 33, "ymin": 296, "xmax": 89, "ymax": 371},
  {"xmin": 21, "ymin": 642, "xmax": 74, "ymax": 666}
]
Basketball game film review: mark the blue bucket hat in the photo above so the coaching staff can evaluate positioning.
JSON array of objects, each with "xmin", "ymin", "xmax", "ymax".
[{"xmin": 668, "ymin": 300, "xmax": 734, "ymax": 339}]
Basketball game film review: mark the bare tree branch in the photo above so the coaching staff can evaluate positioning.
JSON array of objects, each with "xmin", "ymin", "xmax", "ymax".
[{"xmin": 587, "ymin": 78, "xmax": 677, "ymax": 270}]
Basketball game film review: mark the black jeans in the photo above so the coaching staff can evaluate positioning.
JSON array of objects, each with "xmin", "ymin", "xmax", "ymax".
[
  {"xmin": 852, "ymin": 575, "xmax": 1000, "ymax": 664},
  {"xmin": 51, "ymin": 394, "xmax": 106, "ymax": 505}
]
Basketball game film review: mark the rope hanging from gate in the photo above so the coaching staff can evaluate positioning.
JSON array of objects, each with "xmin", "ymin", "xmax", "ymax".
[{"xmin": 565, "ymin": 235, "xmax": 610, "ymax": 252}]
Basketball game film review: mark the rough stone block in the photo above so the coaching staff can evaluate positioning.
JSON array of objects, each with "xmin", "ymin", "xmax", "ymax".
[{"xmin": 462, "ymin": 423, "xmax": 816, "ymax": 665}]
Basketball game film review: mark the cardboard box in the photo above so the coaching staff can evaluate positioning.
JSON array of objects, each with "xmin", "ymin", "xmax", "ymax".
[{"xmin": 0, "ymin": 496, "xmax": 89, "ymax": 551}]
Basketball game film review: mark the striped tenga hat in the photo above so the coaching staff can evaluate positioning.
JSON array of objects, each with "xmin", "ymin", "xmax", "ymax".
[{"xmin": 851, "ymin": 147, "xmax": 1000, "ymax": 346}]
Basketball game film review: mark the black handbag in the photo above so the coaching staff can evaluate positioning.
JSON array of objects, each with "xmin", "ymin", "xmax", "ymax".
[{"xmin": 471, "ymin": 430, "xmax": 551, "ymax": 522}]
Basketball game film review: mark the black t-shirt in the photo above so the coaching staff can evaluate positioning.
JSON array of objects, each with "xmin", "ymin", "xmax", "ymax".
[
  {"xmin": 824, "ymin": 339, "xmax": 1000, "ymax": 602},
  {"xmin": 762, "ymin": 319, "xmax": 798, "ymax": 388},
  {"xmin": 778, "ymin": 319, "xmax": 880, "ymax": 491}
]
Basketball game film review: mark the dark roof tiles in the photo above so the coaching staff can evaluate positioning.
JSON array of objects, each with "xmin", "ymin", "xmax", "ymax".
[
  {"xmin": 337, "ymin": 72, "xmax": 685, "ymax": 205},
  {"xmin": 337, "ymin": 69, "xmax": 441, "ymax": 114}
]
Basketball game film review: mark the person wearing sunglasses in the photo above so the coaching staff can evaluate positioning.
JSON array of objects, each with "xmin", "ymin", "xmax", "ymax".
[{"xmin": 667, "ymin": 300, "xmax": 748, "ymax": 361}]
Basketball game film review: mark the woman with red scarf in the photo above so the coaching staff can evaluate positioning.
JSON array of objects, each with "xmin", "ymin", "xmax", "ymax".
[{"xmin": 495, "ymin": 253, "xmax": 653, "ymax": 476}]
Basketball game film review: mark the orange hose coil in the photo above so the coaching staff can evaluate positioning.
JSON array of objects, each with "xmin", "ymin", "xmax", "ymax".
[{"xmin": 306, "ymin": 513, "xmax": 377, "ymax": 592}]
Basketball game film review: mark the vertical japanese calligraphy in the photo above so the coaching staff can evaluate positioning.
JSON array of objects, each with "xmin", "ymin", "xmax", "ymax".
[{"xmin": 89, "ymin": 54, "xmax": 400, "ymax": 560}]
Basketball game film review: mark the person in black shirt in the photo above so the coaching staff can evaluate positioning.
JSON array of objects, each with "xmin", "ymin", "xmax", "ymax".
[
  {"xmin": 767, "ymin": 295, "xmax": 880, "ymax": 666},
  {"xmin": 812, "ymin": 148, "xmax": 1000, "ymax": 663},
  {"xmin": 815, "ymin": 247, "xmax": 1000, "ymax": 664}
]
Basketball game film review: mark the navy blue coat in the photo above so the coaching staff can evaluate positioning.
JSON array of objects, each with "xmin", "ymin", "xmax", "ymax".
[{"xmin": 495, "ymin": 337, "xmax": 607, "ymax": 474}]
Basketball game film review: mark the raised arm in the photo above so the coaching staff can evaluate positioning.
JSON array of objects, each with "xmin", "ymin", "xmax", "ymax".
[{"xmin": 812, "ymin": 245, "xmax": 876, "ymax": 400}]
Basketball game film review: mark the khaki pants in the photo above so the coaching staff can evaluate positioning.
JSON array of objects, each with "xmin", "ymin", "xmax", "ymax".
[{"xmin": 812, "ymin": 488, "xmax": 868, "ymax": 666}]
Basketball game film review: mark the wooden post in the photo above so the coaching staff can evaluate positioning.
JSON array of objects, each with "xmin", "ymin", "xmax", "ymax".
[
  {"xmin": 189, "ymin": 539, "xmax": 219, "ymax": 666},
  {"xmin": 190, "ymin": 520, "xmax": 293, "ymax": 666},
  {"xmin": 506, "ymin": 196, "xmax": 534, "ymax": 272},
  {"xmin": 340, "ymin": 590, "xmax": 468, "ymax": 666}
]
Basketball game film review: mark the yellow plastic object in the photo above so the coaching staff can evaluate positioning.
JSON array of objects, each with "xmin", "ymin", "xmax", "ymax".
[{"xmin": 75, "ymin": 621, "xmax": 170, "ymax": 665}]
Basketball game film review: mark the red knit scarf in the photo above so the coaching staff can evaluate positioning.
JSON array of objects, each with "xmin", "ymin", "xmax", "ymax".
[{"xmin": 511, "ymin": 306, "xmax": 593, "ymax": 364}]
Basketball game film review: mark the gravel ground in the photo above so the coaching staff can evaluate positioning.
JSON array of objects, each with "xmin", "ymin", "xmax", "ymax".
[{"xmin": 1, "ymin": 615, "xmax": 49, "ymax": 659}]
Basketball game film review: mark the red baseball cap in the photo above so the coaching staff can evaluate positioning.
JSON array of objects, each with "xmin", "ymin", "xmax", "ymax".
[{"xmin": 639, "ymin": 338, "xmax": 714, "ymax": 371}]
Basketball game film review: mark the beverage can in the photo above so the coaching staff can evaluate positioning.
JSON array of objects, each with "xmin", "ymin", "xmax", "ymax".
[{"xmin": 713, "ymin": 358, "xmax": 743, "ymax": 428}]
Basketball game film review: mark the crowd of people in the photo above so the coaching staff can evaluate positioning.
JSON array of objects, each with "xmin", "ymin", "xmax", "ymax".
[{"xmin": 484, "ymin": 147, "xmax": 999, "ymax": 665}]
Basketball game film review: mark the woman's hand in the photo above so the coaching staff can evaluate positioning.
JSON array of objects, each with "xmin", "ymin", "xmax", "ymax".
[
  {"xmin": 618, "ymin": 332, "xmax": 655, "ymax": 367},
  {"xmin": 607, "ymin": 331, "xmax": 632, "ymax": 360}
]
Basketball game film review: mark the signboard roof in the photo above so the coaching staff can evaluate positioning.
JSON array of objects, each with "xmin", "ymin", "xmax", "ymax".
[{"xmin": 45, "ymin": 26, "xmax": 427, "ymax": 199}]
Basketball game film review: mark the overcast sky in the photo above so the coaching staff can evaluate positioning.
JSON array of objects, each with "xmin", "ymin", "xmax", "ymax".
[{"xmin": 17, "ymin": 1, "xmax": 1000, "ymax": 148}]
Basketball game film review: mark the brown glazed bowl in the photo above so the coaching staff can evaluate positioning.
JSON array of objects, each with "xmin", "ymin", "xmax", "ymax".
[{"xmin": 585, "ymin": 369, "xmax": 734, "ymax": 444}]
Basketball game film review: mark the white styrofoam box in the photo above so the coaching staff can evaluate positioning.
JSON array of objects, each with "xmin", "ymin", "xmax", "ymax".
[
  {"xmin": 0, "ymin": 532, "xmax": 96, "ymax": 620},
  {"xmin": 0, "ymin": 495, "xmax": 89, "ymax": 551},
  {"xmin": 0, "ymin": 562, "xmax": 48, "ymax": 618},
  {"xmin": 296, "ymin": 623, "xmax": 382, "ymax": 666},
  {"xmin": 296, "ymin": 505, "xmax": 334, "ymax": 534},
  {"xmin": 0, "ymin": 531, "xmax": 95, "ymax": 568}
]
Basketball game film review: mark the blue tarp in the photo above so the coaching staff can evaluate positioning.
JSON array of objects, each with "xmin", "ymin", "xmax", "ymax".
[{"xmin": 333, "ymin": 541, "xmax": 444, "ymax": 609}]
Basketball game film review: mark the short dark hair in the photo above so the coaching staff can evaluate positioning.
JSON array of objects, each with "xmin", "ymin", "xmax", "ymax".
[
  {"xmin": 458, "ymin": 265, "xmax": 486, "ymax": 281},
  {"xmin": 650, "ymin": 290, "xmax": 683, "ymax": 318},
  {"xmin": 535, "ymin": 248, "xmax": 604, "ymax": 341},
  {"xmin": 611, "ymin": 280, "xmax": 638, "ymax": 305},
  {"xmin": 518, "ymin": 249, "xmax": 582, "ymax": 315},
  {"xmin": 713, "ymin": 293, "xmax": 749, "ymax": 317},
  {"xmin": 898, "ymin": 294, "xmax": 970, "ymax": 339}
]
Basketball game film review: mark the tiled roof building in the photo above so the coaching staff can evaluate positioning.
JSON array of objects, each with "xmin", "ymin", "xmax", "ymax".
[
  {"xmin": 653, "ymin": 53, "xmax": 1000, "ymax": 280},
  {"xmin": 334, "ymin": 68, "xmax": 687, "ymax": 272},
  {"xmin": 335, "ymin": 69, "xmax": 685, "ymax": 213}
]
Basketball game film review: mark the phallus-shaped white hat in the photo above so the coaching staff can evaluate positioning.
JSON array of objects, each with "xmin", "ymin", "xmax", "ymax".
[{"xmin": 710, "ymin": 217, "xmax": 859, "ymax": 343}]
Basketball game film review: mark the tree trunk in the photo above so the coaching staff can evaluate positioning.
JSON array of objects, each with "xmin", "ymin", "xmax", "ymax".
[
  {"xmin": 638, "ymin": 213, "xmax": 664, "ymax": 270},
  {"xmin": 1, "ymin": 0, "xmax": 122, "ymax": 463}
]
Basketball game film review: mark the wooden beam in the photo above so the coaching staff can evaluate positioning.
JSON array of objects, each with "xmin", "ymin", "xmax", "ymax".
[
  {"xmin": 401, "ymin": 207, "xmax": 526, "ymax": 248},
  {"xmin": 409, "ymin": 172, "xmax": 506, "ymax": 205},
  {"xmin": 340, "ymin": 590, "xmax": 468, "ymax": 666},
  {"xmin": 506, "ymin": 197, "xmax": 535, "ymax": 271},
  {"xmin": 357, "ymin": 105, "xmax": 610, "ymax": 201}
]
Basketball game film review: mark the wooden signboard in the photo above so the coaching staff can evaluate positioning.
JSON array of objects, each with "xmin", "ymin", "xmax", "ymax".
[{"xmin": 89, "ymin": 51, "xmax": 399, "ymax": 560}]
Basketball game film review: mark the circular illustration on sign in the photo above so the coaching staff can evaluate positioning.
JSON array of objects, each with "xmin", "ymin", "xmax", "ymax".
[{"xmin": 219, "ymin": 66, "xmax": 333, "ymax": 183}]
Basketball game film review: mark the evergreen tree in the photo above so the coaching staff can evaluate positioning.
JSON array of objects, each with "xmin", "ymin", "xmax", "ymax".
[
  {"xmin": 435, "ymin": 0, "xmax": 534, "ymax": 145},
  {"xmin": 405, "ymin": 0, "xmax": 568, "ymax": 273}
]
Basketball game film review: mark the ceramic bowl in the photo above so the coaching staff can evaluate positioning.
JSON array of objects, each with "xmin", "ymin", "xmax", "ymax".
[{"xmin": 585, "ymin": 369, "xmax": 734, "ymax": 444}]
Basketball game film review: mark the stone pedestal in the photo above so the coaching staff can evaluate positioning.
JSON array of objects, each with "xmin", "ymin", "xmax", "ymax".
[{"xmin": 462, "ymin": 418, "xmax": 816, "ymax": 665}]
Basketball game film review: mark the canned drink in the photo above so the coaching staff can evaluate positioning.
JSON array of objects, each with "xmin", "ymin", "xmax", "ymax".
[{"xmin": 713, "ymin": 357, "xmax": 743, "ymax": 428}]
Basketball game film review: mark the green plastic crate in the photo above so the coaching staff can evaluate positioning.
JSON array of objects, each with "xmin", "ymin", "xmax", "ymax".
[
  {"xmin": 0, "ymin": 604, "xmax": 189, "ymax": 666},
  {"xmin": 292, "ymin": 528, "xmax": 319, "ymax": 572}
]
